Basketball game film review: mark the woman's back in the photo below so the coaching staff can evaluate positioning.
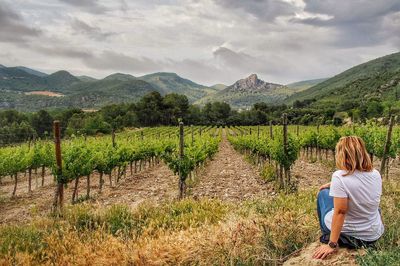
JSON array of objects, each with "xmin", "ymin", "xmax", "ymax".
[{"xmin": 324, "ymin": 169, "xmax": 384, "ymax": 241}]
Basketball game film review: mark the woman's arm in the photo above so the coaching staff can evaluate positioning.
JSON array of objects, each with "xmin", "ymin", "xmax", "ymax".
[
  {"xmin": 313, "ymin": 197, "xmax": 348, "ymax": 259},
  {"xmin": 319, "ymin": 182, "xmax": 331, "ymax": 190},
  {"xmin": 329, "ymin": 197, "xmax": 348, "ymax": 242}
]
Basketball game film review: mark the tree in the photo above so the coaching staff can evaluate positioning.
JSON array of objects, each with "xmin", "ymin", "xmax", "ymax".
[
  {"xmin": 366, "ymin": 100, "xmax": 384, "ymax": 118},
  {"xmin": 203, "ymin": 102, "xmax": 231, "ymax": 125},
  {"xmin": 163, "ymin": 93, "xmax": 189, "ymax": 125},
  {"xmin": 101, "ymin": 104, "xmax": 128, "ymax": 130},
  {"xmin": 30, "ymin": 110, "xmax": 53, "ymax": 138},
  {"xmin": 135, "ymin": 92, "xmax": 164, "ymax": 126}
]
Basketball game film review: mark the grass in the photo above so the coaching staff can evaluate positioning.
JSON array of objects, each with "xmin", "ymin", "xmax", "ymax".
[
  {"xmin": 0, "ymin": 183, "xmax": 398, "ymax": 265},
  {"xmin": 356, "ymin": 182, "xmax": 400, "ymax": 265}
]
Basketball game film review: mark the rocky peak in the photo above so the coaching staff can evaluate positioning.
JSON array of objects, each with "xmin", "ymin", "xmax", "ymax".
[
  {"xmin": 247, "ymin": 74, "xmax": 258, "ymax": 83},
  {"xmin": 227, "ymin": 74, "xmax": 283, "ymax": 93}
]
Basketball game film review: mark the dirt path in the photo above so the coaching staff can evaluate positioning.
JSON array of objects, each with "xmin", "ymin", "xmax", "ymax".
[
  {"xmin": 190, "ymin": 130, "xmax": 273, "ymax": 201},
  {"xmin": 293, "ymin": 159, "xmax": 333, "ymax": 190},
  {"xmin": 0, "ymin": 163, "xmax": 177, "ymax": 224}
]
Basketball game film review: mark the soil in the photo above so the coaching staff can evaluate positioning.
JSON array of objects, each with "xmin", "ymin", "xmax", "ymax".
[
  {"xmin": 190, "ymin": 132, "xmax": 273, "ymax": 201},
  {"xmin": 0, "ymin": 163, "xmax": 177, "ymax": 224},
  {"xmin": 24, "ymin": 91, "xmax": 64, "ymax": 97},
  {"xmin": 283, "ymin": 242, "xmax": 364, "ymax": 266}
]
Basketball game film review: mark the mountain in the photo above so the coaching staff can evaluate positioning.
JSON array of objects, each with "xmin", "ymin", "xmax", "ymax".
[
  {"xmin": 285, "ymin": 52, "xmax": 400, "ymax": 107},
  {"xmin": 0, "ymin": 65, "xmax": 220, "ymax": 111},
  {"xmin": 211, "ymin": 84, "xmax": 228, "ymax": 90},
  {"xmin": 196, "ymin": 74, "xmax": 290, "ymax": 109},
  {"xmin": 16, "ymin": 66, "xmax": 48, "ymax": 77},
  {"xmin": 286, "ymin": 78, "xmax": 328, "ymax": 92},
  {"xmin": 138, "ymin": 72, "xmax": 217, "ymax": 102},
  {"xmin": 77, "ymin": 75, "xmax": 97, "ymax": 82},
  {"xmin": 104, "ymin": 73, "xmax": 136, "ymax": 81},
  {"xmin": 45, "ymin": 70, "xmax": 80, "ymax": 91},
  {"xmin": 0, "ymin": 66, "xmax": 45, "ymax": 91}
]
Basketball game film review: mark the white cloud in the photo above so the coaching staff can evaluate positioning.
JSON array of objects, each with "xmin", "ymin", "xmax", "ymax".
[{"xmin": 0, "ymin": 0, "xmax": 399, "ymax": 85}]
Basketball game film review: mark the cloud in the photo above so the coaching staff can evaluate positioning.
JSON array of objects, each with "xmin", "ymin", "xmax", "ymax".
[
  {"xmin": 1, "ymin": 0, "xmax": 399, "ymax": 85},
  {"xmin": 58, "ymin": 0, "xmax": 108, "ymax": 13},
  {"xmin": 82, "ymin": 51, "xmax": 161, "ymax": 73},
  {"xmin": 0, "ymin": 3, "xmax": 41, "ymax": 43},
  {"xmin": 34, "ymin": 45, "xmax": 93, "ymax": 59},
  {"xmin": 296, "ymin": 0, "xmax": 400, "ymax": 47},
  {"xmin": 213, "ymin": 0, "xmax": 297, "ymax": 21},
  {"xmin": 70, "ymin": 18, "xmax": 114, "ymax": 40}
]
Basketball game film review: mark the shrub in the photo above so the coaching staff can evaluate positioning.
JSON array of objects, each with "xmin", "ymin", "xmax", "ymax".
[
  {"xmin": 103, "ymin": 204, "xmax": 134, "ymax": 237},
  {"xmin": 131, "ymin": 199, "xmax": 229, "ymax": 237},
  {"xmin": 0, "ymin": 225, "xmax": 45, "ymax": 257},
  {"xmin": 64, "ymin": 204, "xmax": 101, "ymax": 231}
]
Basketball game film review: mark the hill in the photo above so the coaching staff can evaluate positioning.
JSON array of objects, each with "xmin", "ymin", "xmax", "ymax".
[
  {"xmin": 77, "ymin": 75, "xmax": 97, "ymax": 82},
  {"xmin": 15, "ymin": 66, "xmax": 48, "ymax": 77},
  {"xmin": 286, "ymin": 78, "xmax": 328, "ymax": 91},
  {"xmin": 0, "ymin": 65, "xmax": 221, "ymax": 111},
  {"xmin": 285, "ymin": 52, "xmax": 400, "ymax": 107},
  {"xmin": 45, "ymin": 70, "xmax": 81, "ymax": 91},
  {"xmin": 104, "ymin": 73, "xmax": 136, "ymax": 81},
  {"xmin": 210, "ymin": 84, "xmax": 228, "ymax": 90},
  {"xmin": 196, "ymin": 74, "xmax": 291, "ymax": 109},
  {"xmin": 138, "ymin": 72, "xmax": 217, "ymax": 102}
]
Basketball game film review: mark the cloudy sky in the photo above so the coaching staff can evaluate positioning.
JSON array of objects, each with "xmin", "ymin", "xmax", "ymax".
[{"xmin": 1, "ymin": 0, "xmax": 400, "ymax": 85}]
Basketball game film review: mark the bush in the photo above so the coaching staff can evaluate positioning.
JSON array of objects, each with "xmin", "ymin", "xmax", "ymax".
[
  {"xmin": 131, "ymin": 199, "xmax": 229, "ymax": 237},
  {"xmin": 103, "ymin": 204, "xmax": 134, "ymax": 237},
  {"xmin": 260, "ymin": 165, "xmax": 276, "ymax": 182},
  {"xmin": 64, "ymin": 204, "xmax": 101, "ymax": 231},
  {"xmin": 0, "ymin": 225, "xmax": 45, "ymax": 257}
]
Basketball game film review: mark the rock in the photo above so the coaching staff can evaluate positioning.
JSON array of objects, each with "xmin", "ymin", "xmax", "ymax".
[{"xmin": 283, "ymin": 242, "xmax": 365, "ymax": 266}]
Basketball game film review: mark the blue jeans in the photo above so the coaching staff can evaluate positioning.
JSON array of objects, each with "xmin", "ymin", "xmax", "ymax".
[{"xmin": 317, "ymin": 188, "xmax": 334, "ymax": 234}]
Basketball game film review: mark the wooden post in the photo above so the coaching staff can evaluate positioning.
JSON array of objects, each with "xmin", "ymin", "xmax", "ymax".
[
  {"xmin": 269, "ymin": 121, "xmax": 273, "ymax": 139},
  {"xmin": 249, "ymin": 128, "xmax": 252, "ymax": 135},
  {"xmin": 112, "ymin": 129, "xmax": 116, "ymax": 147},
  {"xmin": 141, "ymin": 131, "xmax": 144, "ymax": 141},
  {"xmin": 296, "ymin": 124, "xmax": 299, "ymax": 136},
  {"xmin": 52, "ymin": 121, "xmax": 64, "ymax": 211},
  {"xmin": 179, "ymin": 122, "xmax": 185, "ymax": 199},
  {"xmin": 199, "ymin": 127, "xmax": 202, "ymax": 136},
  {"xmin": 257, "ymin": 125, "xmax": 260, "ymax": 140},
  {"xmin": 380, "ymin": 115, "xmax": 395, "ymax": 178},
  {"xmin": 282, "ymin": 114, "xmax": 290, "ymax": 188}
]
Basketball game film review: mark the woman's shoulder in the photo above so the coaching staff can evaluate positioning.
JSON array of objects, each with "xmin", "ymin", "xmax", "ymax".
[
  {"xmin": 332, "ymin": 169, "xmax": 381, "ymax": 178},
  {"xmin": 369, "ymin": 168, "xmax": 382, "ymax": 178},
  {"xmin": 332, "ymin": 169, "xmax": 347, "ymax": 178}
]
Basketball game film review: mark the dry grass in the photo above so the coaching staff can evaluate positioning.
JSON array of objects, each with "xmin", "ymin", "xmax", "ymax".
[
  {"xmin": 0, "ymin": 183, "xmax": 398, "ymax": 266},
  {"xmin": 0, "ymin": 192, "xmax": 318, "ymax": 265}
]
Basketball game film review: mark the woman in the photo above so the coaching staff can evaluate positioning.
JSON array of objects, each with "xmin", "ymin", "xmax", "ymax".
[{"xmin": 313, "ymin": 136, "xmax": 384, "ymax": 260}]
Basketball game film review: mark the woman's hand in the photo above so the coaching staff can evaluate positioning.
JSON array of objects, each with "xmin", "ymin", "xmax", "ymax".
[
  {"xmin": 313, "ymin": 244, "xmax": 336, "ymax": 259},
  {"xmin": 319, "ymin": 182, "xmax": 331, "ymax": 191}
]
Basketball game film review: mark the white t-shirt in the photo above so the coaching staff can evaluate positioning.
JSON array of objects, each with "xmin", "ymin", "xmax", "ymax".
[{"xmin": 324, "ymin": 169, "xmax": 384, "ymax": 241}]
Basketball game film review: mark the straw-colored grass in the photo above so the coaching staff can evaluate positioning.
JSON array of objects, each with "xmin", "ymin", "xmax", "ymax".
[{"xmin": 0, "ymin": 183, "xmax": 398, "ymax": 265}]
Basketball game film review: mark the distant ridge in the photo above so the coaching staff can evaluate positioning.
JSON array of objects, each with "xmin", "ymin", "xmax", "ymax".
[
  {"xmin": 0, "ymin": 65, "xmax": 217, "ymax": 111},
  {"xmin": 104, "ymin": 73, "xmax": 136, "ymax": 81},
  {"xmin": 138, "ymin": 72, "xmax": 218, "ymax": 101},
  {"xmin": 286, "ymin": 78, "xmax": 328, "ymax": 92},
  {"xmin": 285, "ymin": 52, "xmax": 400, "ymax": 106},
  {"xmin": 210, "ymin": 84, "xmax": 227, "ymax": 90},
  {"xmin": 195, "ymin": 74, "xmax": 292, "ymax": 109},
  {"xmin": 16, "ymin": 66, "xmax": 48, "ymax": 77}
]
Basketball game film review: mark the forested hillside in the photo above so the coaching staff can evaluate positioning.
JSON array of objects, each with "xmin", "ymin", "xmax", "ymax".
[
  {"xmin": 0, "ymin": 66, "xmax": 218, "ymax": 111},
  {"xmin": 286, "ymin": 52, "xmax": 400, "ymax": 108}
]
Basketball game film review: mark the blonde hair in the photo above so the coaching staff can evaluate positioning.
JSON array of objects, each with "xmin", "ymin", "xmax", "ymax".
[{"xmin": 335, "ymin": 136, "xmax": 373, "ymax": 176}]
